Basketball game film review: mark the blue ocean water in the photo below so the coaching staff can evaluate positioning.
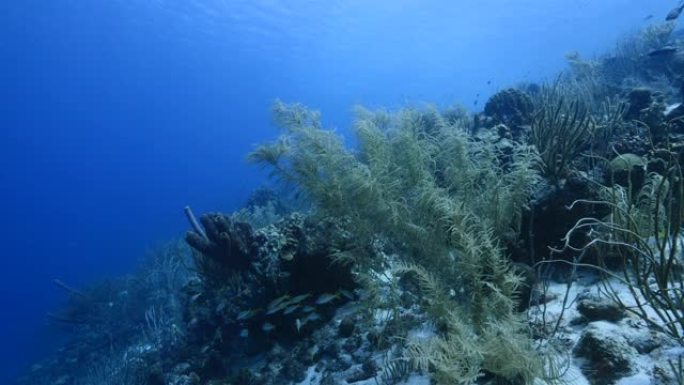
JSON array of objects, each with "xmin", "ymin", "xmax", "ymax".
[{"xmin": 0, "ymin": 0, "xmax": 667, "ymax": 382}]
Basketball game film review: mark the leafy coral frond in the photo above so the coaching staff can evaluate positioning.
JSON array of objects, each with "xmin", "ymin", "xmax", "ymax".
[{"xmin": 256, "ymin": 100, "xmax": 546, "ymax": 385}]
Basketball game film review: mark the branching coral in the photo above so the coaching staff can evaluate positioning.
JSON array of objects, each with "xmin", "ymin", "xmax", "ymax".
[
  {"xmin": 555, "ymin": 149, "xmax": 684, "ymax": 344},
  {"xmin": 531, "ymin": 89, "xmax": 595, "ymax": 182},
  {"xmin": 250, "ymin": 100, "xmax": 546, "ymax": 384}
]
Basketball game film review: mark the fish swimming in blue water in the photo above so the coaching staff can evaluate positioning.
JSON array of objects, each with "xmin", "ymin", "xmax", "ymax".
[
  {"xmin": 236, "ymin": 308, "xmax": 259, "ymax": 321},
  {"xmin": 283, "ymin": 304, "xmax": 300, "ymax": 315},
  {"xmin": 648, "ymin": 46, "xmax": 677, "ymax": 56},
  {"xmin": 666, "ymin": 2, "xmax": 684, "ymax": 21},
  {"xmin": 262, "ymin": 322, "xmax": 276, "ymax": 333},
  {"xmin": 286, "ymin": 293, "xmax": 311, "ymax": 304},
  {"xmin": 265, "ymin": 295, "xmax": 291, "ymax": 315},
  {"xmin": 315, "ymin": 293, "xmax": 340, "ymax": 305}
]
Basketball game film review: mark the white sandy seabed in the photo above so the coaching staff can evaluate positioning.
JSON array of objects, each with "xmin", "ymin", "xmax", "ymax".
[{"xmin": 293, "ymin": 269, "xmax": 684, "ymax": 385}]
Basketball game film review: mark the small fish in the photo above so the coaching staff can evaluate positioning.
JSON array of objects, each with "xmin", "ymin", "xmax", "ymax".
[
  {"xmin": 239, "ymin": 329, "xmax": 249, "ymax": 338},
  {"xmin": 266, "ymin": 295, "xmax": 291, "ymax": 315},
  {"xmin": 236, "ymin": 309, "xmax": 259, "ymax": 321},
  {"xmin": 285, "ymin": 293, "xmax": 311, "ymax": 305},
  {"xmin": 643, "ymin": 14, "xmax": 654, "ymax": 21},
  {"xmin": 302, "ymin": 305, "xmax": 316, "ymax": 313},
  {"xmin": 297, "ymin": 315, "xmax": 313, "ymax": 330},
  {"xmin": 301, "ymin": 312, "xmax": 321, "ymax": 323},
  {"xmin": 262, "ymin": 322, "xmax": 276, "ymax": 333},
  {"xmin": 315, "ymin": 293, "xmax": 340, "ymax": 305},
  {"xmin": 265, "ymin": 302, "xmax": 289, "ymax": 315},
  {"xmin": 283, "ymin": 304, "xmax": 300, "ymax": 315},
  {"xmin": 297, "ymin": 312, "xmax": 322, "ymax": 331},
  {"xmin": 339, "ymin": 289, "xmax": 355, "ymax": 300},
  {"xmin": 216, "ymin": 302, "xmax": 226, "ymax": 313},
  {"xmin": 666, "ymin": 3, "xmax": 684, "ymax": 21},
  {"xmin": 648, "ymin": 46, "xmax": 677, "ymax": 56},
  {"xmin": 267, "ymin": 295, "xmax": 290, "ymax": 309}
]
